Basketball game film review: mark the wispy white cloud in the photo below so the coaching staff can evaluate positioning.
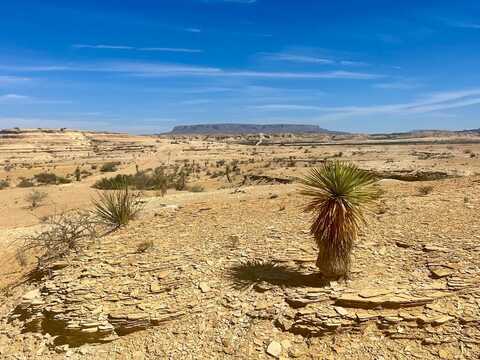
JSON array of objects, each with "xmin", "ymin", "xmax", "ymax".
[
  {"xmin": 222, "ymin": 70, "xmax": 381, "ymax": 79},
  {"xmin": 184, "ymin": 28, "xmax": 202, "ymax": 33},
  {"xmin": 372, "ymin": 81, "xmax": 421, "ymax": 90},
  {"xmin": 180, "ymin": 99, "xmax": 212, "ymax": 105},
  {"xmin": 0, "ymin": 93, "xmax": 70, "ymax": 104},
  {"xmin": 0, "ymin": 75, "xmax": 31, "ymax": 83},
  {"xmin": 442, "ymin": 19, "xmax": 480, "ymax": 29},
  {"xmin": 260, "ymin": 52, "xmax": 369, "ymax": 66},
  {"xmin": 73, "ymin": 44, "xmax": 203, "ymax": 53},
  {"xmin": 73, "ymin": 44, "xmax": 134, "ymax": 50},
  {"xmin": 261, "ymin": 53, "xmax": 334, "ymax": 64},
  {"xmin": 139, "ymin": 47, "xmax": 203, "ymax": 53},
  {"xmin": 253, "ymin": 89, "xmax": 480, "ymax": 119},
  {"xmin": 1, "ymin": 61, "xmax": 383, "ymax": 80},
  {"xmin": 0, "ymin": 94, "xmax": 31, "ymax": 102}
]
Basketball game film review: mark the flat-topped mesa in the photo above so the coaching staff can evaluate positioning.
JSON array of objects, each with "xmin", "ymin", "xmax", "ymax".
[{"xmin": 168, "ymin": 123, "xmax": 345, "ymax": 135}]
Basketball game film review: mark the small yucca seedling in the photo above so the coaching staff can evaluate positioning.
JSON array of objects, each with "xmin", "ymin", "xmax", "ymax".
[
  {"xmin": 298, "ymin": 161, "xmax": 379, "ymax": 278},
  {"xmin": 92, "ymin": 182, "xmax": 143, "ymax": 229}
]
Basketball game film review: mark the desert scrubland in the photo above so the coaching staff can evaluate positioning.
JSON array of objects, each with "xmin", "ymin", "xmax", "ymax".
[{"xmin": 0, "ymin": 128, "xmax": 479, "ymax": 359}]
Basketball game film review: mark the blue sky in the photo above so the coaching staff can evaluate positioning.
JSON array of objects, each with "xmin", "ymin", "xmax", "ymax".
[{"xmin": 1, "ymin": 0, "xmax": 480, "ymax": 133}]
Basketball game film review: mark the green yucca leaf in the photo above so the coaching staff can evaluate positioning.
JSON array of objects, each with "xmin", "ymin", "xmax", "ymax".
[
  {"xmin": 92, "ymin": 180, "xmax": 143, "ymax": 229},
  {"xmin": 298, "ymin": 161, "xmax": 379, "ymax": 277}
]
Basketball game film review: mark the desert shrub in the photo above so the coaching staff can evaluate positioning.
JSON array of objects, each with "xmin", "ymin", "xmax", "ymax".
[
  {"xmin": 17, "ymin": 178, "xmax": 35, "ymax": 188},
  {"xmin": 34, "ymin": 172, "xmax": 72, "ymax": 185},
  {"xmin": 93, "ymin": 175, "xmax": 129, "ymax": 190},
  {"xmin": 188, "ymin": 184, "xmax": 204, "ymax": 192},
  {"xmin": 34, "ymin": 172, "xmax": 58, "ymax": 184},
  {"xmin": 92, "ymin": 183, "xmax": 143, "ymax": 228},
  {"xmin": 21, "ymin": 211, "xmax": 98, "ymax": 268},
  {"xmin": 100, "ymin": 162, "xmax": 120, "ymax": 172},
  {"xmin": 93, "ymin": 167, "xmax": 189, "ymax": 192},
  {"xmin": 25, "ymin": 190, "xmax": 48, "ymax": 208},
  {"xmin": 417, "ymin": 185, "xmax": 433, "ymax": 196},
  {"xmin": 0, "ymin": 179, "xmax": 9, "ymax": 190}
]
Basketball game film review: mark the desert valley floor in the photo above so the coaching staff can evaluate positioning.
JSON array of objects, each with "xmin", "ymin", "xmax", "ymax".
[{"xmin": 0, "ymin": 129, "xmax": 479, "ymax": 359}]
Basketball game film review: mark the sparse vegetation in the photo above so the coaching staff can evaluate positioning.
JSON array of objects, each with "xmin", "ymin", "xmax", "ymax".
[
  {"xmin": 299, "ymin": 161, "xmax": 379, "ymax": 278},
  {"xmin": 25, "ymin": 190, "xmax": 48, "ymax": 208},
  {"xmin": 20, "ymin": 211, "xmax": 98, "ymax": 269},
  {"xmin": 17, "ymin": 178, "xmax": 35, "ymax": 188},
  {"xmin": 92, "ymin": 182, "xmax": 143, "ymax": 228},
  {"xmin": 93, "ymin": 166, "xmax": 191, "ymax": 192},
  {"xmin": 417, "ymin": 185, "xmax": 434, "ymax": 196},
  {"xmin": 100, "ymin": 162, "xmax": 120, "ymax": 172},
  {"xmin": 33, "ymin": 172, "xmax": 71, "ymax": 185},
  {"xmin": 0, "ymin": 179, "xmax": 9, "ymax": 190},
  {"xmin": 188, "ymin": 184, "xmax": 205, "ymax": 192}
]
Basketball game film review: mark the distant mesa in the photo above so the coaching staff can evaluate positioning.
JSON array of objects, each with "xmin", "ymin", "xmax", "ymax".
[{"xmin": 168, "ymin": 123, "xmax": 345, "ymax": 135}]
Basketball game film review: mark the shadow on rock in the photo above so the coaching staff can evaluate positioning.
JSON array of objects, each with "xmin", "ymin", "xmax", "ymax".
[{"xmin": 229, "ymin": 259, "xmax": 329, "ymax": 290}]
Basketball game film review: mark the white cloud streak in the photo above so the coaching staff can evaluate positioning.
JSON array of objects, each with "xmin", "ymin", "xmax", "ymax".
[
  {"xmin": 260, "ymin": 52, "xmax": 369, "ymax": 66},
  {"xmin": 0, "ymin": 75, "xmax": 31, "ymax": 83},
  {"xmin": 253, "ymin": 89, "xmax": 480, "ymax": 118},
  {"xmin": 0, "ymin": 62, "xmax": 383, "ymax": 80},
  {"xmin": 73, "ymin": 44, "xmax": 203, "ymax": 53}
]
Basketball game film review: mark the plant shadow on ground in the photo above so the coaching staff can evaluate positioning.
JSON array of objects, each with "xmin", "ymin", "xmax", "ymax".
[{"xmin": 229, "ymin": 259, "xmax": 330, "ymax": 290}]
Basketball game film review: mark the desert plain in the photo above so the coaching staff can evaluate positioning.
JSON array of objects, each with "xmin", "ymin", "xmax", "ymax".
[{"xmin": 0, "ymin": 128, "xmax": 479, "ymax": 359}]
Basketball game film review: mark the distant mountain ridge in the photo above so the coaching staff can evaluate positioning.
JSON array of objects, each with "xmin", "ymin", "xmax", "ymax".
[{"xmin": 168, "ymin": 123, "xmax": 344, "ymax": 135}]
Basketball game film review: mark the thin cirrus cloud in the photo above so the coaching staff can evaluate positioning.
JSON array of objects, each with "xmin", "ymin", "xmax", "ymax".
[
  {"xmin": 260, "ymin": 52, "xmax": 369, "ymax": 66},
  {"xmin": 0, "ymin": 75, "xmax": 31, "ymax": 83},
  {"xmin": 253, "ymin": 89, "xmax": 480, "ymax": 118},
  {"xmin": 72, "ymin": 44, "xmax": 203, "ymax": 53},
  {"xmin": 0, "ymin": 93, "xmax": 71, "ymax": 104},
  {"xmin": 441, "ymin": 18, "xmax": 480, "ymax": 29},
  {"xmin": 0, "ymin": 62, "xmax": 383, "ymax": 80},
  {"xmin": 372, "ymin": 81, "xmax": 421, "ymax": 90}
]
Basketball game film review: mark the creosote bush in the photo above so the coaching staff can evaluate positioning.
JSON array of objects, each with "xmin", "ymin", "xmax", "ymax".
[
  {"xmin": 93, "ymin": 166, "xmax": 191, "ymax": 192},
  {"xmin": 34, "ymin": 172, "xmax": 71, "ymax": 185},
  {"xmin": 100, "ymin": 162, "xmax": 120, "ymax": 173},
  {"xmin": 26, "ymin": 190, "xmax": 48, "ymax": 208},
  {"xmin": 0, "ymin": 179, "xmax": 9, "ymax": 190},
  {"xmin": 17, "ymin": 178, "xmax": 35, "ymax": 188},
  {"xmin": 299, "ymin": 161, "xmax": 379, "ymax": 278},
  {"xmin": 20, "ymin": 211, "xmax": 98, "ymax": 269},
  {"xmin": 92, "ymin": 182, "xmax": 143, "ymax": 229}
]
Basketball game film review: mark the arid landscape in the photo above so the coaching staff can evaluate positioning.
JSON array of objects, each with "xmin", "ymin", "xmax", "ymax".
[{"xmin": 0, "ymin": 127, "xmax": 479, "ymax": 359}]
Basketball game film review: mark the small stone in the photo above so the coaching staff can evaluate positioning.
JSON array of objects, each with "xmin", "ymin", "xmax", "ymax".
[
  {"xmin": 150, "ymin": 283, "xmax": 162, "ymax": 293},
  {"xmin": 280, "ymin": 339, "xmax": 291, "ymax": 350},
  {"xmin": 334, "ymin": 306, "xmax": 349, "ymax": 317},
  {"xmin": 358, "ymin": 288, "xmax": 392, "ymax": 298},
  {"xmin": 432, "ymin": 316, "xmax": 453, "ymax": 325},
  {"xmin": 266, "ymin": 341, "xmax": 282, "ymax": 358},
  {"xmin": 157, "ymin": 270, "xmax": 171, "ymax": 279},
  {"xmin": 199, "ymin": 282, "xmax": 211, "ymax": 293},
  {"xmin": 430, "ymin": 268, "xmax": 453, "ymax": 279},
  {"xmin": 22, "ymin": 289, "xmax": 41, "ymax": 301}
]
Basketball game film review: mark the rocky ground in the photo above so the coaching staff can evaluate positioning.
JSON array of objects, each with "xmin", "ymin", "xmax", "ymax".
[
  {"xmin": 0, "ymin": 177, "xmax": 479, "ymax": 359},
  {"xmin": 0, "ymin": 131, "xmax": 479, "ymax": 359}
]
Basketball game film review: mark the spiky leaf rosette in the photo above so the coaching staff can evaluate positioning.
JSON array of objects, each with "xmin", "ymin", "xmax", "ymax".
[
  {"xmin": 298, "ymin": 161, "xmax": 378, "ymax": 277},
  {"xmin": 92, "ymin": 180, "xmax": 143, "ymax": 229}
]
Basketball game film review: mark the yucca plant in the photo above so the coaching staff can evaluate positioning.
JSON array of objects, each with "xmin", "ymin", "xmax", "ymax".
[
  {"xmin": 298, "ymin": 161, "xmax": 379, "ymax": 278},
  {"xmin": 92, "ymin": 182, "xmax": 143, "ymax": 229}
]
